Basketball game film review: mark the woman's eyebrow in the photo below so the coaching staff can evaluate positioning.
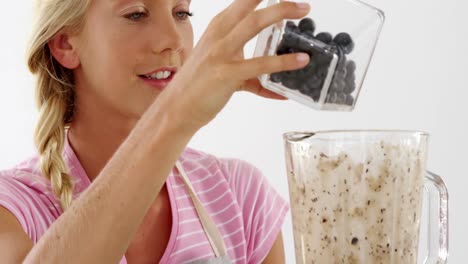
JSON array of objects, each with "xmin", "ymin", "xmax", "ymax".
[
  {"xmin": 113, "ymin": 0, "xmax": 191, "ymax": 8},
  {"xmin": 178, "ymin": 0, "xmax": 192, "ymax": 5},
  {"xmin": 113, "ymin": 0, "xmax": 136, "ymax": 8}
]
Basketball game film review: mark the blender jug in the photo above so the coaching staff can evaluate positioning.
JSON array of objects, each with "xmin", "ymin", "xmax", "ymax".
[{"xmin": 283, "ymin": 130, "xmax": 448, "ymax": 264}]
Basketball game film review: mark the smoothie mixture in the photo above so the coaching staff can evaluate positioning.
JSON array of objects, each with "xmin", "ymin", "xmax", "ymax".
[{"xmin": 287, "ymin": 141, "xmax": 427, "ymax": 264}]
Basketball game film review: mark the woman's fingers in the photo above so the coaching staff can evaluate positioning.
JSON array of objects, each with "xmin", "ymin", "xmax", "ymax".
[
  {"xmin": 241, "ymin": 78, "xmax": 288, "ymax": 100},
  {"xmin": 229, "ymin": 52, "xmax": 310, "ymax": 81},
  {"xmin": 215, "ymin": 0, "xmax": 264, "ymax": 35},
  {"xmin": 222, "ymin": 1, "xmax": 310, "ymax": 53}
]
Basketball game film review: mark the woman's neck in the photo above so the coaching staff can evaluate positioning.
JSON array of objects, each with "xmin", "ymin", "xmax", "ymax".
[{"xmin": 67, "ymin": 110, "xmax": 137, "ymax": 182}]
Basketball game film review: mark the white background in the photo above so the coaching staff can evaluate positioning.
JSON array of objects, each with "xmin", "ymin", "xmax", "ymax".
[{"xmin": 1, "ymin": 0, "xmax": 466, "ymax": 263}]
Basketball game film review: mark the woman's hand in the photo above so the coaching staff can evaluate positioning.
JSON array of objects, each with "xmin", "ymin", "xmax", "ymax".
[{"xmin": 159, "ymin": 0, "xmax": 311, "ymax": 130}]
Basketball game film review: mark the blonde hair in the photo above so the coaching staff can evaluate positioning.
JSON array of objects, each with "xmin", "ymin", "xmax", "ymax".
[{"xmin": 26, "ymin": 0, "xmax": 91, "ymax": 211}]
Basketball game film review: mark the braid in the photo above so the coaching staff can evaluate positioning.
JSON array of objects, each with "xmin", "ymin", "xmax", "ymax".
[
  {"xmin": 31, "ymin": 46, "xmax": 76, "ymax": 211},
  {"xmin": 34, "ymin": 88, "xmax": 75, "ymax": 211},
  {"xmin": 26, "ymin": 0, "xmax": 91, "ymax": 211}
]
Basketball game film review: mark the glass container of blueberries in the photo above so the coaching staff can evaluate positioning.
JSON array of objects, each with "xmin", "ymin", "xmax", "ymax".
[{"xmin": 254, "ymin": 0, "xmax": 385, "ymax": 111}]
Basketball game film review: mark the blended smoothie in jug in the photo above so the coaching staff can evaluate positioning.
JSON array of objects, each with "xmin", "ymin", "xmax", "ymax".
[{"xmin": 287, "ymin": 140, "xmax": 427, "ymax": 264}]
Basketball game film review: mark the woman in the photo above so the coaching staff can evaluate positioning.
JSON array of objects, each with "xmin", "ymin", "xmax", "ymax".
[{"xmin": 0, "ymin": 0, "xmax": 310, "ymax": 263}]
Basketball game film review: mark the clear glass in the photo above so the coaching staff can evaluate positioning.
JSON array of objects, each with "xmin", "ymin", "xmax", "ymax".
[
  {"xmin": 254, "ymin": 0, "xmax": 385, "ymax": 111},
  {"xmin": 283, "ymin": 130, "xmax": 448, "ymax": 263}
]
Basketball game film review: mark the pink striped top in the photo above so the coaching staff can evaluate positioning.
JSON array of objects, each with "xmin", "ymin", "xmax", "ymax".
[{"xmin": 0, "ymin": 131, "xmax": 289, "ymax": 263}]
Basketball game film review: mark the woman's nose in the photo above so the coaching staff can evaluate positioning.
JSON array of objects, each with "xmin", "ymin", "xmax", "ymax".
[{"xmin": 150, "ymin": 17, "xmax": 184, "ymax": 54}]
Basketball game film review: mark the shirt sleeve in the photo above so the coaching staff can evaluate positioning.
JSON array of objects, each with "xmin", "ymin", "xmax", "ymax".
[
  {"xmin": 0, "ymin": 170, "xmax": 33, "ymax": 238},
  {"xmin": 218, "ymin": 158, "xmax": 289, "ymax": 264}
]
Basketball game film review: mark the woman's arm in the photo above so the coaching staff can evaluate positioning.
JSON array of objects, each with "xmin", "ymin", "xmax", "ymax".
[
  {"xmin": 0, "ymin": 206, "xmax": 33, "ymax": 263},
  {"xmin": 263, "ymin": 233, "xmax": 286, "ymax": 264},
  {"xmin": 23, "ymin": 101, "xmax": 196, "ymax": 264}
]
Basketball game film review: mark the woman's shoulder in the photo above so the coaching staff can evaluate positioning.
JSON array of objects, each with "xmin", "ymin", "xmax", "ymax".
[
  {"xmin": 0, "ymin": 156, "xmax": 62, "ymax": 242},
  {"xmin": 179, "ymin": 147, "xmax": 273, "ymax": 206},
  {"xmin": 0, "ymin": 154, "xmax": 63, "ymax": 212},
  {"xmin": 180, "ymin": 147, "xmax": 260, "ymax": 182},
  {"xmin": 0, "ymin": 154, "xmax": 51, "ymax": 191},
  {"xmin": 0, "ymin": 154, "xmax": 59, "ymax": 211}
]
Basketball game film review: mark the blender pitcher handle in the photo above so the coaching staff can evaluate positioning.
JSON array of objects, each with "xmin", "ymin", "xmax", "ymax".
[{"xmin": 424, "ymin": 171, "xmax": 449, "ymax": 264}]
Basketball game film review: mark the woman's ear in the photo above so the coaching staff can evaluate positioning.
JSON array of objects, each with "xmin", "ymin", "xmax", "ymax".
[{"xmin": 48, "ymin": 31, "xmax": 80, "ymax": 69}]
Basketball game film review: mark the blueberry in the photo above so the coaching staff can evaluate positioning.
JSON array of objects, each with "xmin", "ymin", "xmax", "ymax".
[
  {"xmin": 346, "ymin": 60, "xmax": 356, "ymax": 73},
  {"xmin": 270, "ymin": 73, "xmax": 283, "ymax": 83},
  {"xmin": 307, "ymin": 45, "xmax": 321, "ymax": 57},
  {"xmin": 289, "ymin": 69, "xmax": 300, "ymax": 78},
  {"xmin": 299, "ymin": 82, "xmax": 319, "ymax": 98},
  {"xmin": 315, "ymin": 66, "xmax": 329, "ymax": 80},
  {"xmin": 297, "ymin": 67, "xmax": 313, "ymax": 80},
  {"xmin": 336, "ymin": 52, "xmax": 347, "ymax": 67},
  {"xmin": 335, "ymin": 67, "xmax": 347, "ymax": 80},
  {"xmin": 292, "ymin": 72, "xmax": 306, "ymax": 84},
  {"xmin": 333, "ymin": 32, "xmax": 354, "ymax": 54},
  {"xmin": 283, "ymin": 32, "xmax": 295, "ymax": 41},
  {"xmin": 310, "ymin": 88, "xmax": 322, "ymax": 101},
  {"xmin": 276, "ymin": 44, "xmax": 289, "ymax": 55},
  {"xmin": 287, "ymin": 47, "xmax": 301, "ymax": 54},
  {"xmin": 346, "ymin": 71, "xmax": 356, "ymax": 84},
  {"xmin": 297, "ymin": 39, "xmax": 313, "ymax": 54},
  {"xmin": 315, "ymin": 32, "xmax": 333, "ymax": 44},
  {"xmin": 330, "ymin": 80, "xmax": 339, "ymax": 92},
  {"xmin": 338, "ymin": 79, "xmax": 346, "ymax": 91},
  {"xmin": 295, "ymin": 68, "xmax": 306, "ymax": 79},
  {"xmin": 299, "ymin": 83, "xmax": 313, "ymax": 95},
  {"xmin": 314, "ymin": 51, "xmax": 334, "ymax": 67},
  {"xmin": 298, "ymin": 18, "xmax": 316, "ymax": 33},
  {"xmin": 276, "ymin": 49, "xmax": 287, "ymax": 56},
  {"xmin": 345, "ymin": 94, "xmax": 355, "ymax": 106},
  {"xmin": 296, "ymin": 77, "xmax": 308, "ymax": 90},
  {"xmin": 303, "ymin": 30, "xmax": 315, "ymax": 39},
  {"xmin": 281, "ymin": 70, "xmax": 302, "ymax": 89},
  {"xmin": 291, "ymin": 41, "xmax": 313, "ymax": 56},
  {"xmin": 336, "ymin": 55, "xmax": 347, "ymax": 68},
  {"xmin": 326, "ymin": 91, "xmax": 338, "ymax": 104},
  {"xmin": 335, "ymin": 93, "xmax": 347, "ymax": 104},
  {"xmin": 283, "ymin": 78, "xmax": 297, "ymax": 90},
  {"xmin": 290, "ymin": 82, "xmax": 302, "ymax": 91},
  {"xmin": 331, "ymin": 78, "xmax": 346, "ymax": 93},
  {"xmin": 334, "ymin": 45, "xmax": 347, "ymax": 68},
  {"xmin": 307, "ymin": 75, "xmax": 323, "ymax": 90},
  {"xmin": 303, "ymin": 61, "xmax": 318, "ymax": 74},
  {"xmin": 283, "ymin": 32, "xmax": 300, "ymax": 48},
  {"xmin": 285, "ymin": 21, "xmax": 300, "ymax": 34},
  {"xmin": 278, "ymin": 36, "xmax": 288, "ymax": 46},
  {"xmin": 282, "ymin": 32, "xmax": 292, "ymax": 43},
  {"xmin": 343, "ymin": 79, "xmax": 356, "ymax": 94},
  {"xmin": 280, "ymin": 70, "xmax": 291, "ymax": 79}
]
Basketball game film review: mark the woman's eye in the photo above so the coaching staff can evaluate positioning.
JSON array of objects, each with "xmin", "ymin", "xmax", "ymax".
[
  {"xmin": 175, "ymin": 11, "xmax": 193, "ymax": 20},
  {"xmin": 125, "ymin": 11, "xmax": 147, "ymax": 21}
]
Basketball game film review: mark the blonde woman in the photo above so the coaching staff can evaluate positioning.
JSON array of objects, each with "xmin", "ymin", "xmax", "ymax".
[{"xmin": 0, "ymin": 0, "xmax": 310, "ymax": 263}]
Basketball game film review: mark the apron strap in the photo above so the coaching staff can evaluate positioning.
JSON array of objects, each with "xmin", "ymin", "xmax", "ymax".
[{"xmin": 175, "ymin": 161, "xmax": 227, "ymax": 257}]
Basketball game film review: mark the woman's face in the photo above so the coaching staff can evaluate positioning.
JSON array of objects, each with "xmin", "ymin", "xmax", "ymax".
[{"xmin": 71, "ymin": 0, "xmax": 193, "ymax": 124}]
